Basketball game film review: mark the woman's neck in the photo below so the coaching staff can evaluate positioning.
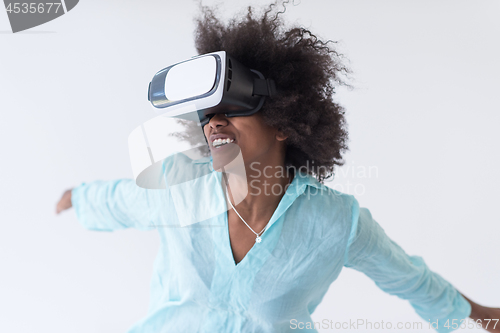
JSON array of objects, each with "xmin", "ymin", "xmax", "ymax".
[{"xmin": 222, "ymin": 164, "xmax": 294, "ymax": 222}]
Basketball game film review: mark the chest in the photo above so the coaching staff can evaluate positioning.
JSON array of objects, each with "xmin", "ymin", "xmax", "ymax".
[{"xmin": 227, "ymin": 210, "xmax": 270, "ymax": 265}]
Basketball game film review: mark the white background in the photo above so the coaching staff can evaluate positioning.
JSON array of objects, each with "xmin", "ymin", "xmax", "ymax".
[{"xmin": 1, "ymin": 0, "xmax": 499, "ymax": 332}]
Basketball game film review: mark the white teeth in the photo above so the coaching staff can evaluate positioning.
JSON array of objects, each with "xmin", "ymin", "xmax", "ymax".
[{"xmin": 212, "ymin": 138, "xmax": 234, "ymax": 147}]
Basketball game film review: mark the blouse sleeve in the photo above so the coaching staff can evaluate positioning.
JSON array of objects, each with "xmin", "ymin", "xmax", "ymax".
[
  {"xmin": 71, "ymin": 179, "xmax": 166, "ymax": 232},
  {"xmin": 343, "ymin": 197, "xmax": 471, "ymax": 333}
]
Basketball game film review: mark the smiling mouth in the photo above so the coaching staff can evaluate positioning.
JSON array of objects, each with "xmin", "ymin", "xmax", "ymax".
[{"xmin": 212, "ymin": 138, "xmax": 235, "ymax": 148}]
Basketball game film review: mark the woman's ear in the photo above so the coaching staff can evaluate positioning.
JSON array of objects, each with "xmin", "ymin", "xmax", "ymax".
[{"xmin": 276, "ymin": 129, "xmax": 288, "ymax": 142}]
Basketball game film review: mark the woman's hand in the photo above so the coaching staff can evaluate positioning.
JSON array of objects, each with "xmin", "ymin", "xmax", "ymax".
[
  {"xmin": 56, "ymin": 189, "xmax": 73, "ymax": 214},
  {"xmin": 462, "ymin": 294, "xmax": 500, "ymax": 332},
  {"xmin": 472, "ymin": 306, "xmax": 500, "ymax": 332}
]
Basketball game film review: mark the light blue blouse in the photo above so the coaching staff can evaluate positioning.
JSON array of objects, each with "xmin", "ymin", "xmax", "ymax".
[{"xmin": 71, "ymin": 154, "xmax": 471, "ymax": 332}]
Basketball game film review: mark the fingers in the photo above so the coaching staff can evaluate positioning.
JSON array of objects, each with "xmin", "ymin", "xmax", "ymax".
[
  {"xmin": 55, "ymin": 189, "xmax": 73, "ymax": 214},
  {"xmin": 56, "ymin": 199, "xmax": 66, "ymax": 214}
]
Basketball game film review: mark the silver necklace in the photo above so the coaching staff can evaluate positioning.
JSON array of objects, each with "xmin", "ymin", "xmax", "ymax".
[{"xmin": 225, "ymin": 175, "xmax": 292, "ymax": 244}]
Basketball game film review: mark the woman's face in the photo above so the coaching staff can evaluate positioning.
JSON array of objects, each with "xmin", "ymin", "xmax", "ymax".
[{"xmin": 202, "ymin": 112, "xmax": 287, "ymax": 172}]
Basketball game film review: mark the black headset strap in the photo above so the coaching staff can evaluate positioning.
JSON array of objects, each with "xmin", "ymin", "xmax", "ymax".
[{"xmin": 250, "ymin": 69, "xmax": 276, "ymax": 97}]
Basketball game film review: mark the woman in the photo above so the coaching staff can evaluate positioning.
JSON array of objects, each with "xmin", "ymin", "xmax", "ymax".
[{"xmin": 56, "ymin": 2, "xmax": 499, "ymax": 332}]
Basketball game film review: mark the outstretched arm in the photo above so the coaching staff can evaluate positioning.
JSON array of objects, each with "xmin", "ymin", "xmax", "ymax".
[
  {"xmin": 57, "ymin": 179, "xmax": 167, "ymax": 231},
  {"xmin": 344, "ymin": 197, "xmax": 499, "ymax": 333}
]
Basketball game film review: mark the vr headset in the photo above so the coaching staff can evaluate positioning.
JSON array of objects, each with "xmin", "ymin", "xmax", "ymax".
[{"xmin": 147, "ymin": 50, "xmax": 276, "ymax": 127}]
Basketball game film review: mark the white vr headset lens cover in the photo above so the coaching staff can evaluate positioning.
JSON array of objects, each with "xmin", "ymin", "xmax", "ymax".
[{"xmin": 164, "ymin": 55, "xmax": 218, "ymax": 101}]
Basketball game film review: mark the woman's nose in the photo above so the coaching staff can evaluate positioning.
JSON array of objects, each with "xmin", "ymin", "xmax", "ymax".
[{"xmin": 208, "ymin": 113, "xmax": 228, "ymax": 129}]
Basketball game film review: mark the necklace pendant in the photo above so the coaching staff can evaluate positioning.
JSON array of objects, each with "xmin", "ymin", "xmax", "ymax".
[{"xmin": 255, "ymin": 236, "xmax": 262, "ymax": 243}]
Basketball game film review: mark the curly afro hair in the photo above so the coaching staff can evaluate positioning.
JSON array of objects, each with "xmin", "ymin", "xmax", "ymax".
[{"xmin": 172, "ymin": 0, "xmax": 352, "ymax": 184}]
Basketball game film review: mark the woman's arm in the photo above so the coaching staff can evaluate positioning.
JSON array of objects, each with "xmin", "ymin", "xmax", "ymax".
[
  {"xmin": 343, "ymin": 197, "xmax": 491, "ymax": 333},
  {"xmin": 65, "ymin": 179, "xmax": 167, "ymax": 232},
  {"xmin": 460, "ymin": 293, "xmax": 500, "ymax": 332}
]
